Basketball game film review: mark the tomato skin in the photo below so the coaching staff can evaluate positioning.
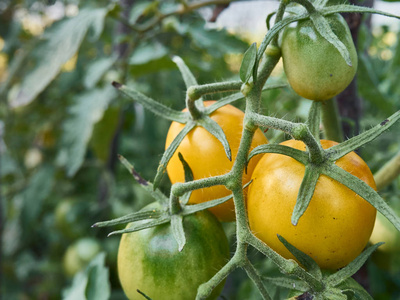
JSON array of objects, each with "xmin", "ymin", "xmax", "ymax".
[
  {"xmin": 165, "ymin": 101, "xmax": 267, "ymax": 222},
  {"xmin": 117, "ymin": 202, "xmax": 230, "ymax": 300},
  {"xmin": 281, "ymin": 14, "xmax": 358, "ymax": 101},
  {"xmin": 247, "ymin": 140, "xmax": 377, "ymax": 270}
]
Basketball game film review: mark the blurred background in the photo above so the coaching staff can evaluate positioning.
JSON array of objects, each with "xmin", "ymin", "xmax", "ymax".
[{"xmin": 1, "ymin": 0, "xmax": 400, "ymax": 299}]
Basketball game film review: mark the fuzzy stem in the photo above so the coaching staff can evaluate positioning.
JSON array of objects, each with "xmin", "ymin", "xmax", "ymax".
[
  {"xmin": 322, "ymin": 98, "xmax": 344, "ymax": 142},
  {"xmin": 187, "ymin": 81, "xmax": 242, "ymax": 101}
]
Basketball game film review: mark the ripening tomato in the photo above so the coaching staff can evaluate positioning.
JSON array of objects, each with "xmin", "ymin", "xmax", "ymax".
[
  {"xmin": 165, "ymin": 101, "xmax": 267, "ymax": 222},
  {"xmin": 281, "ymin": 14, "xmax": 358, "ymax": 101},
  {"xmin": 117, "ymin": 202, "xmax": 230, "ymax": 300},
  {"xmin": 247, "ymin": 139, "xmax": 377, "ymax": 270}
]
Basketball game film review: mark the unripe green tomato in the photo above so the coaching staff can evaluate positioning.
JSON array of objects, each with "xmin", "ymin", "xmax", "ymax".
[
  {"xmin": 117, "ymin": 202, "xmax": 230, "ymax": 300},
  {"xmin": 281, "ymin": 14, "xmax": 358, "ymax": 101},
  {"xmin": 63, "ymin": 238, "xmax": 102, "ymax": 277}
]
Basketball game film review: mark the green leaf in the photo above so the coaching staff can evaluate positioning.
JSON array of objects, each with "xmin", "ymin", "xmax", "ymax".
[
  {"xmin": 291, "ymin": 165, "xmax": 320, "ymax": 226},
  {"xmin": 277, "ymin": 235, "xmax": 322, "ymax": 279},
  {"xmin": 153, "ymin": 122, "xmax": 196, "ymax": 190},
  {"xmin": 357, "ymin": 54, "xmax": 393, "ymax": 115},
  {"xmin": 326, "ymin": 243, "xmax": 383, "ymax": 287},
  {"xmin": 337, "ymin": 277, "xmax": 373, "ymax": 300},
  {"xmin": 92, "ymin": 209, "xmax": 165, "ymax": 228},
  {"xmin": 240, "ymin": 43, "xmax": 257, "ymax": 83},
  {"xmin": 327, "ymin": 110, "xmax": 400, "ymax": 161},
  {"xmin": 118, "ymin": 155, "xmax": 169, "ymax": 204},
  {"xmin": 107, "ymin": 216, "xmax": 171, "ymax": 236},
  {"xmin": 171, "ymin": 214, "xmax": 186, "ymax": 251},
  {"xmin": 248, "ymin": 144, "xmax": 308, "ymax": 164},
  {"xmin": 183, "ymin": 194, "xmax": 232, "ymax": 215},
  {"xmin": 320, "ymin": 5, "xmax": 400, "ymax": 20},
  {"xmin": 178, "ymin": 152, "xmax": 194, "ymax": 206},
  {"xmin": 57, "ymin": 85, "xmax": 116, "ymax": 177},
  {"xmin": 21, "ymin": 165, "xmax": 55, "ymax": 229},
  {"xmin": 62, "ymin": 253, "xmax": 111, "ymax": 300},
  {"xmin": 309, "ymin": 12, "xmax": 352, "ymax": 66},
  {"xmin": 85, "ymin": 253, "xmax": 111, "ymax": 300},
  {"xmin": 112, "ymin": 82, "xmax": 186, "ymax": 123},
  {"xmin": 172, "ymin": 56, "xmax": 198, "ymax": 89},
  {"xmin": 11, "ymin": 8, "xmax": 107, "ymax": 107},
  {"xmin": 198, "ymin": 116, "xmax": 232, "ymax": 161},
  {"xmin": 84, "ymin": 56, "xmax": 118, "ymax": 89}
]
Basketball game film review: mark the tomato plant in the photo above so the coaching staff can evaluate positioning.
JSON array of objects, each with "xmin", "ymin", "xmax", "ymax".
[
  {"xmin": 117, "ymin": 202, "xmax": 230, "ymax": 300},
  {"xmin": 281, "ymin": 13, "xmax": 358, "ymax": 101},
  {"xmin": 165, "ymin": 101, "xmax": 267, "ymax": 222},
  {"xmin": 247, "ymin": 139, "xmax": 377, "ymax": 270}
]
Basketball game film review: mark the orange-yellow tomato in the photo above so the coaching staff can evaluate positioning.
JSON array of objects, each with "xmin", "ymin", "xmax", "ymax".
[
  {"xmin": 166, "ymin": 101, "xmax": 267, "ymax": 222},
  {"xmin": 247, "ymin": 139, "xmax": 377, "ymax": 270}
]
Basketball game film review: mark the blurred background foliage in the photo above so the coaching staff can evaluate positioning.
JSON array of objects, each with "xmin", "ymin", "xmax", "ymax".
[{"xmin": 0, "ymin": 0, "xmax": 400, "ymax": 299}]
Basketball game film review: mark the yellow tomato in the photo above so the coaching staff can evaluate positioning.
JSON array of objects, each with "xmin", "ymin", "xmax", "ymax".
[
  {"xmin": 165, "ymin": 101, "xmax": 267, "ymax": 222},
  {"xmin": 247, "ymin": 140, "xmax": 377, "ymax": 270}
]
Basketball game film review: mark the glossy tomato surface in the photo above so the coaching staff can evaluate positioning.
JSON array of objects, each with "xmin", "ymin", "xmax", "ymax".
[
  {"xmin": 247, "ymin": 139, "xmax": 377, "ymax": 270},
  {"xmin": 165, "ymin": 101, "xmax": 267, "ymax": 222},
  {"xmin": 281, "ymin": 14, "xmax": 358, "ymax": 101},
  {"xmin": 117, "ymin": 202, "xmax": 230, "ymax": 300}
]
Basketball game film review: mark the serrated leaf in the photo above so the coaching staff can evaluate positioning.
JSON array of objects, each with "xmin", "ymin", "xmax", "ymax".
[
  {"xmin": 309, "ymin": 12, "xmax": 352, "ymax": 66},
  {"xmin": 171, "ymin": 214, "xmax": 186, "ymax": 251},
  {"xmin": 118, "ymin": 155, "xmax": 169, "ymax": 203},
  {"xmin": 57, "ymin": 85, "xmax": 116, "ymax": 177},
  {"xmin": 327, "ymin": 110, "xmax": 400, "ymax": 161},
  {"xmin": 291, "ymin": 165, "xmax": 320, "ymax": 226},
  {"xmin": 10, "ymin": 8, "xmax": 107, "ymax": 107},
  {"xmin": 153, "ymin": 122, "xmax": 196, "ymax": 189},
  {"xmin": 240, "ymin": 43, "xmax": 257, "ymax": 83},
  {"xmin": 277, "ymin": 235, "xmax": 322, "ymax": 279},
  {"xmin": 113, "ymin": 82, "xmax": 186, "ymax": 122},
  {"xmin": 108, "ymin": 216, "xmax": 170, "ymax": 236},
  {"xmin": 198, "ymin": 117, "xmax": 232, "ymax": 161},
  {"xmin": 92, "ymin": 209, "xmax": 165, "ymax": 228}
]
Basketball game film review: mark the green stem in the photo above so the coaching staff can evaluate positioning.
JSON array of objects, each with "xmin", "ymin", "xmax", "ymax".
[
  {"xmin": 321, "ymin": 98, "xmax": 344, "ymax": 142},
  {"xmin": 244, "ymin": 261, "xmax": 272, "ymax": 300},
  {"xmin": 170, "ymin": 174, "xmax": 228, "ymax": 197},
  {"xmin": 186, "ymin": 96, "xmax": 203, "ymax": 120},
  {"xmin": 374, "ymin": 150, "xmax": 400, "ymax": 191},
  {"xmin": 187, "ymin": 81, "xmax": 242, "ymax": 101}
]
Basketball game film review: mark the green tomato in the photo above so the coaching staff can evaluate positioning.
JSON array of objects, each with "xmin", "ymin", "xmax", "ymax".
[
  {"xmin": 281, "ymin": 13, "xmax": 358, "ymax": 101},
  {"xmin": 63, "ymin": 238, "xmax": 102, "ymax": 277},
  {"xmin": 117, "ymin": 202, "xmax": 230, "ymax": 300}
]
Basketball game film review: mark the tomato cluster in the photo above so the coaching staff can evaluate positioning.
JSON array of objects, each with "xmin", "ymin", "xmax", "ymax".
[{"xmin": 166, "ymin": 101, "xmax": 267, "ymax": 222}]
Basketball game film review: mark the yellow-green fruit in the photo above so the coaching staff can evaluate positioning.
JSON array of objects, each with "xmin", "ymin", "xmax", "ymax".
[
  {"xmin": 63, "ymin": 238, "xmax": 102, "ymax": 277},
  {"xmin": 370, "ymin": 211, "xmax": 400, "ymax": 253},
  {"xmin": 281, "ymin": 14, "xmax": 358, "ymax": 101}
]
